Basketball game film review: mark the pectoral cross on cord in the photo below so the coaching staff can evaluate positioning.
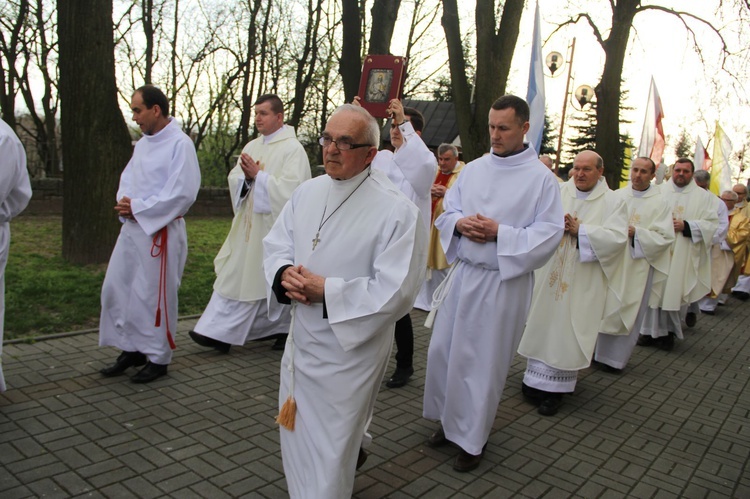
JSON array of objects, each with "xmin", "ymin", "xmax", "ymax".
[{"xmin": 312, "ymin": 170, "xmax": 371, "ymax": 251}]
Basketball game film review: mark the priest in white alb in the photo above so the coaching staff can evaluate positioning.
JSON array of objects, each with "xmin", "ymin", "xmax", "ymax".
[
  {"xmin": 519, "ymin": 150, "xmax": 628, "ymax": 416},
  {"xmin": 637, "ymin": 158, "xmax": 717, "ymax": 350},
  {"xmin": 0, "ymin": 117, "xmax": 32, "ymax": 392},
  {"xmin": 263, "ymin": 104, "xmax": 426, "ymax": 498},
  {"xmin": 594, "ymin": 157, "xmax": 674, "ymax": 372},
  {"xmin": 99, "ymin": 85, "xmax": 201, "ymax": 383},
  {"xmin": 423, "ymin": 95, "xmax": 564, "ymax": 472},
  {"xmin": 414, "ymin": 143, "xmax": 463, "ymax": 311},
  {"xmin": 359, "ymin": 97, "xmax": 436, "ymax": 389},
  {"xmin": 189, "ymin": 94, "xmax": 310, "ymax": 353}
]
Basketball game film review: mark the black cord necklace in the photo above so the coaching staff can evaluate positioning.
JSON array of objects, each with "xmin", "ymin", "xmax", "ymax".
[{"xmin": 311, "ymin": 169, "xmax": 371, "ymax": 250}]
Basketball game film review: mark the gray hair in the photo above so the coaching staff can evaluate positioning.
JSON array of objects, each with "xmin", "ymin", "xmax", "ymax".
[
  {"xmin": 331, "ymin": 104, "xmax": 380, "ymax": 148},
  {"xmin": 693, "ymin": 169, "xmax": 710, "ymax": 184},
  {"xmin": 437, "ymin": 143, "xmax": 458, "ymax": 157},
  {"xmin": 721, "ymin": 190, "xmax": 739, "ymax": 202}
]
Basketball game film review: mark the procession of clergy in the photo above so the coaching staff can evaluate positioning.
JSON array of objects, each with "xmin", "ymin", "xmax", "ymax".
[{"xmin": 4, "ymin": 84, "xmax": 750, "ymax": 498}]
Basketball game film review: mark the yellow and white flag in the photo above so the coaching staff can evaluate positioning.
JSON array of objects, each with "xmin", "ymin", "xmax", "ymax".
[{"xmin": 709, "ymin": 123, "xmax": 732, "ymax": 195}]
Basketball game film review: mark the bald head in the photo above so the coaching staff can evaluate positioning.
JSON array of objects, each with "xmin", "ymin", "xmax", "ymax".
[
  {"xmin": 539, "ymin": 155, "xmax": 554, "ymax": 170},
  {"xmin": 571, "ymin": 150, "xmax": 604, "ymax": 192},
  {"xmin": 733, "ymin": 183, "xmax": 748, "ymax": 203}
]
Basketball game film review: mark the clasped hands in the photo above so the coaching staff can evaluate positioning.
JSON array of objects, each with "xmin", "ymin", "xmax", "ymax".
[
  {"xmin": 240, "ymin": 153, "xmax": 261, "ymax": 180},
  {"xmin": 115, "ymin": 196, "xmax": 134, "ymax": 220},
  {"xmin": 456, "ymin": 214, "xmax": 498, "ymax": 243},
  {"xmin": 564, "ymin": 213, "xmax": 580, "ymax": 236},
  {"xmin": 281, "ymin": 265, "xmax": 325, "ymax": 305}
]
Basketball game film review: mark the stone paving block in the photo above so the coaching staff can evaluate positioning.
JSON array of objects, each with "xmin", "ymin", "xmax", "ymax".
[
  {"xmin": 194, "ymin": 450, "xmax": 238, "ymax": 473},
  {"xmin": 638, "ymin": 470, "xmax": 688, "ymax": 495},
  {"xmin": 180, "ymin": 456, "xmax": 221, "ymax": 479},
  {"xmin": 115, "ymin": 476, "xmax": 161, "ymax": 499},
  {"xmin": 141, "ymin": 461, "xmax": 189, "ymax": 485},
  {"xmin": 16, "ymin": 461, "xmax": 70, "ymax": 484},
  {"xmin": 569, "ymin": 459, "xmax": 598, "ymax": 480},
  {"xmin": 0, "ymin": 441, "xmax": 25, "ymax": 465},
  {"xmin": 0, "ymin": 484, "xmax": 34, "ymax": 499},
  {"xmin": 222, "ymin": 474, "xmax": 268, "ymax": 497},
  {"xmin": 53, "ymin": 447, "xmax": 92, "ymax": 468},
  {"xmin": 76, "ymin": 458, "xmax": 124, "ymax": 479},
  {"xmin": 154, "ymin": 471, "xmax": 204, "ymax": 494},
  {"xmin": 6, "ymin": 452, "xmax": 59, "ymax": 474},
  {"xmin": 628, "ymin": 481, "xmax": 659, "ymax": 498},
  {"xmin": 26, "ymin": 477, "xmax": 69, "ymax": 498},
  {"xmin": 209, "ymin": 466, "xmax": 257, "ymax": 488},
  {"xmin": 538, "ymin": 467, "xmax": 583, "ymax": 493},
  {"xmin": 117, "ymin": 450, "xmax": 158, "ymax": 475},
  {"xmin": 53, "ymin": 471, "xmax": 93, "ymax": 496},
  {"xmin": 185, "ymin": 480, "xmax": 236, "ymax": 498},
  {"xmin": 481, "ymin": 468, "xmax": 526, "ymax": 492},
  {"xmin": 518, "ymin": 478, "xmax": 550, "ymax": 497},
  {"xmin": 0, "ymin": 472, "xmax": 22, "ymax": 493}
]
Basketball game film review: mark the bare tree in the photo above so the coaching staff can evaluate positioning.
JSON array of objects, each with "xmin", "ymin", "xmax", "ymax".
[
  {"xmin": 442, "ymin": 0, "xmax": 524, "ymax": 162},
  {"xmin": 0, "ymin": 0, "xmax": 29, "ymax": 128},
  {"xmin": 552, "ymin": 1, "xmax": 745, "ymax": 187},
  {"xmin": 58, "ymin": 0, "xmax": 133, "ymax": 264},
  {"xmin": 16, "ymin": 0, "xmax": 60, "ymax": 177}
]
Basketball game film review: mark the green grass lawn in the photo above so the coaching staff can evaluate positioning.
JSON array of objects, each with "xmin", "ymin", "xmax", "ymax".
[{"xmin": 4, "ymin": 215, "xmax": 231, "ymax": 340}]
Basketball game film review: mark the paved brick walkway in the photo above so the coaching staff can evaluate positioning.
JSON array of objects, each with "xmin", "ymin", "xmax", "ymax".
[{"xmin": 2, "ymin": 299, "xmax": 749, "ymax": 498}]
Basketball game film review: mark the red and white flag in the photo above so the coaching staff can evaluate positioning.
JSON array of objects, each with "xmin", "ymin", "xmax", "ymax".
[
  {"xmin": 637, "ymin": 77, "xmax": 665, "ymax": 165},
  {"xmin": 693, "ymin": 136, "xmax": 710, "ymax": 171}
]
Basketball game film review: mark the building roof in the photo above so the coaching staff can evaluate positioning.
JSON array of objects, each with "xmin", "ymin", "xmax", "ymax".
[{"xmin": 381, "ymin": 99, "xmax": 460, "ymax": 150}]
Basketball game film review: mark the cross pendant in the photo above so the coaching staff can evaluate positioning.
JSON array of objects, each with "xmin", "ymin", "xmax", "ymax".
[{"xmin": 312, "ymin": 231, "xmax": 321, "ymax": 250}]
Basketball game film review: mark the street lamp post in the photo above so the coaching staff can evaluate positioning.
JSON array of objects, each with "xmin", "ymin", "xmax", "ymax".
[{"xmin": 553, "ymin": 38, "xmax": 576, "ymax": 174}]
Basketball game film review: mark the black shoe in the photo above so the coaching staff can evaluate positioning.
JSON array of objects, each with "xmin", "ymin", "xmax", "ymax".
[
  {"xmin": 601, "ymin": 364, "xmax": 622, "ymax": 374},
  {"xmin": 356, "ymin": 448, "xmax": 368, "ymax": 470},
  {"xmin": 189, "ymin": 330, "xmax": 231, "ymax": 353},
  {"xmin": 656, "ymin": 332, "xmax": 675, "ymax": 352},
  {"xmin": 426, "ymin": 425, "xmax": 448, "ymax": 448},
  {"xmin": 521, "ymin": 382, "xmax": 543, "ymax": 406},
  {"xmin": 538, "ymin": 393, "xmax": 563, "ymax": 416},
  {"xmin": 593, "ymin": 359, "xmax": 622, "ymax": 374},
  {"xmin": 272, "ymin": 335, "xmax": 287, "ymax": 351},
  {"xmin": 386, "ymin": 366, "xmax": 414, "ymax": 388},
  {"xmin": 130, "ymin": 361, "xmax": 168, "ymax": 383},
  {"xmin": 453, "ymin": 445, "xmax": 485, "ymax": 472},
  {"xmin": 99, "ymin": 351, "xmax": 147, "ymax": 377},
  {"xmin": 636, "ymin": 335, "xmax": 656, "ymax": 347},
  {"xmin": 732, "ymin": 290, "xmax": 750, "ymax": 301},
  {"xmin": 685, "ymin": 312, "xmax": 697, "ymax": 328}
]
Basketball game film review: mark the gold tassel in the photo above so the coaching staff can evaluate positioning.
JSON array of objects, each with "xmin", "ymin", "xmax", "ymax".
[{"xmin": 276, "ymin": 395, "xmax": 296, "ymax": 431}]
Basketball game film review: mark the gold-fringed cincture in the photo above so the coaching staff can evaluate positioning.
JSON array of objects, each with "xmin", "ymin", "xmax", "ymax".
[{"xmin": 276, "ymin": 303, "xmax": 297, "ymax": 430}]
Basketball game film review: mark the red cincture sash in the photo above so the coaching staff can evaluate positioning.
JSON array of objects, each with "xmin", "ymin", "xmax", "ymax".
[{"xmin": 150, "ymin": 217, "xmax": 182, "ymax": 350}]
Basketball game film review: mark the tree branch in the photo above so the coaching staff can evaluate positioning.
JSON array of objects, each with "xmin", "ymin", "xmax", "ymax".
[{"xmin": 547, "ymin": 13, "xmax": 605, "ymax": 48}]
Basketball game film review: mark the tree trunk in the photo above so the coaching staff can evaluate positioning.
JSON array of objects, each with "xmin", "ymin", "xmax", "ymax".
[
  {"xmin": 368, "ymin": 0, "xmax": 401, "ymax": 55},
  {"xmin": 340, "ymin": 0, "xmax": 362, "ymax": 103},
  {"xmin": 443, "ymin": 0, "xmax": 524, "ymax": 162},
  {"xmin": 0, "ymin": 0, "xmax": 29, "ymax": 129},
  {"xmin": 289, "ymin": 0, "xmax": 324, "ymax": 128},
  {"xmin": 595, "ymin": 1, "xmax": 637, "ymax": 188},
  {"xmin": 142, "ymin": 0, "xmax": 154, "ymax": 83},
  {"xmin": 58, "ymin": 0, "xmax": 132, "ymax": 264}
]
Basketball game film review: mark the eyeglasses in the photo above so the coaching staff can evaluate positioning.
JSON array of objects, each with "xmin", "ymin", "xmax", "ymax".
[{"xmin": 318, "ymin": 136, "xmax": 371, "ymax": 151}]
